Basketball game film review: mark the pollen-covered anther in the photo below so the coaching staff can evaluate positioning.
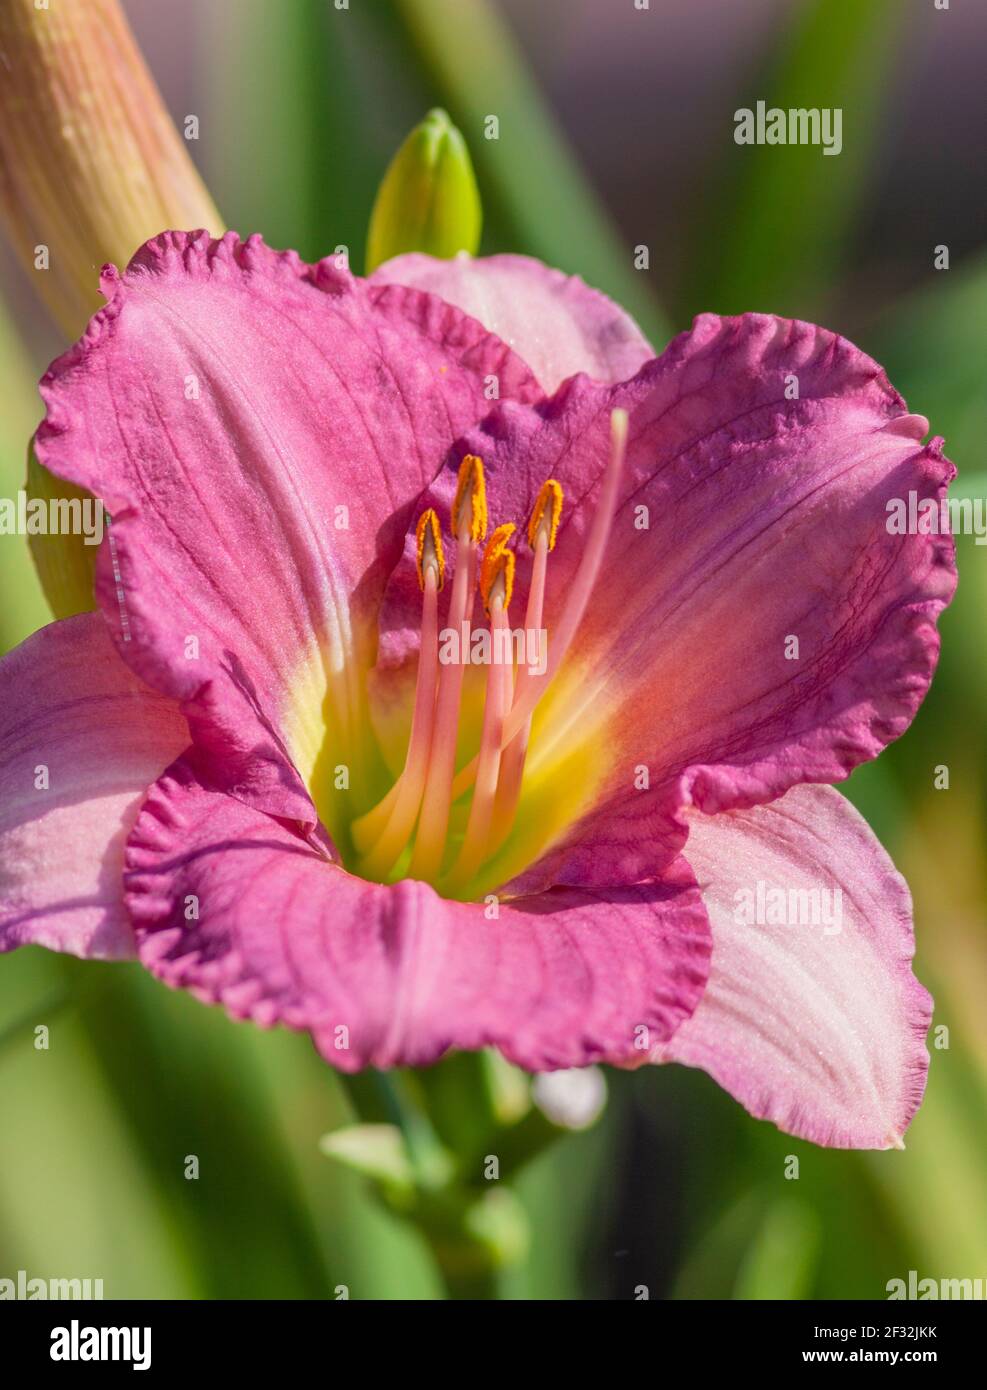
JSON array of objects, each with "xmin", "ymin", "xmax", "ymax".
[
  {"xmin": 415, "ymin": 507, "xmax": 445, "ymax": 590},
  {"xmin": 451, "ymin": 407, "xmax": 628, "ymax": 805},
  {"xmin": 479, "ymin": 523, "xmax": 516, "ymax": 615},
  {"xmin": 451, "ymin": 453, "xmax": 488, "ymax": 543},
  {"xmin": 527, "ymin": 479, "xmax": 563, "ymax": 550}
]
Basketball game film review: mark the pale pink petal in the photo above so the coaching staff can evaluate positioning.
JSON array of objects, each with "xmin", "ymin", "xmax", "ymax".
[
  {"xmin": 657, "ymin": 784, "xmax": 932, "ymax": 1149},
  {"xmin": 371, "ymin": 252, "xmax": 654, "ymax": 392},
  {"xmin": 125, "ymin": 763, "xmax": 710, "ymax": 1071},
  {"xmin": 0, "ymin": 614, "xmax": 189, "ymax": 959}
]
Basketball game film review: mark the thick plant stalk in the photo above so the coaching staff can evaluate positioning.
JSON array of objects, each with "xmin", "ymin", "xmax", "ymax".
[
  {"xmin": 0, "ymin": 0, "xmax": 223, "ymax": 339},
  {"xmin": 0, "ymin": 0, "xmax": 224, "ymax": 618}
]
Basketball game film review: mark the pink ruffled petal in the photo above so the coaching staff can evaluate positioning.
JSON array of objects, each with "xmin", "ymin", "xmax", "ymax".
[
  {"xmin": 35, "ymin": 230, "xmax": 542, "ymax": 830},
  {"xmin": 0, "ymin": 614, "xmax": 188, "ymax": 959},
  {"xmin": 125, "ymin": 763, "xmax": 710, "ymax": 1071},
  {"xmin": 371, "ymin": 252, "xmax": 654, "ymax": 392},
  {"xmin": 443, "ymin": 313, "xmax": 955, "ymax": 891},
  {"xmin": 657, "ymin": 784, "xmax": 932, "ymax": 1149}
]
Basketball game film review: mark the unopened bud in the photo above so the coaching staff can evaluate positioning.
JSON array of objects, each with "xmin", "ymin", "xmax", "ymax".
[{"xmin": 366, "ymin": 108, "xmax": 481, "ymax": 273}]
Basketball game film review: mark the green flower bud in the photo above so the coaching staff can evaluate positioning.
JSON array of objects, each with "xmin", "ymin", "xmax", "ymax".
[{"xmin": 366, "ymin": 108, "xmax": 482, "ymax": 273}]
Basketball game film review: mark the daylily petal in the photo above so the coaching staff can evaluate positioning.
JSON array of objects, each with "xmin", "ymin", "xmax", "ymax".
[
  {"xmin": 371, "ymin": 252, "xmax": 654, "ymax": 392},
  {"xmin": 0, "ymin": 614, "xmax": 188, "ymax": 959},
  {"xmin": 34, "ymin": 230, "xmax": 542, "ymax": 839},
  {"xmin": 657, "ymin": 784, "xmax": 932, "ymax": 1149},
  {"xmin": 125, "ymin": 762, "xmax": 711, "ymax": 1071},
  {"xmin": 440, "ymin": 313, "xmax": 955, "ymax": 892}
]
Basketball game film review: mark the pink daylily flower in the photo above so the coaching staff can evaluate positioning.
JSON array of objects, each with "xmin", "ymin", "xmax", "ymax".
[{"xmin": 0, "ymin": 230, "xmax": 956, "ymax": 1149}]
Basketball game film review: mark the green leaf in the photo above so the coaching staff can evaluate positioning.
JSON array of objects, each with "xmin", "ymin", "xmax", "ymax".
[
  {"xmin": 24, "ymin": 440, "xmax": 99, "ymax": 622},
  {"xmin": 320, "ymin": 1123, "xmax": 416, "ymax": 1190},
  {"xmin": 688, "ymin": 0, "xmax": 903, "ymax": 320},
  {"xmin": 868, "ymin": 252, "xmax": 987, "ymax": 475},
  {"xmin": 732, "ymin": 1196, "xmax": 821, "ymax": 1300},
  {"xmin": 0, "ymin": 305, "xmax": 50, "ymax": 654},
  {"xmin": 462, "ymin": 1187, "xmax": 529, "ymax": 1270}
]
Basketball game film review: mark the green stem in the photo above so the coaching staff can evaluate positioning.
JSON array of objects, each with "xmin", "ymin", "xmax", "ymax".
[
  {"xmin": 333, "ymin": 1065, "xmax": 523, "ymax": 1299},
  {"xmin": 0, "ymin": 985, "xmax": 69, "ymax": 1051},
  {"xmin": 374, "ymin": 1070, "xmax": 451, "ymax": 1189},
  {"xmin": 431, "ymin": 1252, "xmax": 499, "ymax": 1301}
]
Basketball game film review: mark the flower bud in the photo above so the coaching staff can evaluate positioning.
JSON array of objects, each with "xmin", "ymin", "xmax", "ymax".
[
  {"xmin": 531, "ymin": 1066, "xmax": 608, "ymax": 1130},
  {"xmin": 366, "ymin": 108, "xmax": 482, "ymax": 273},
  {"xmin": 0, "ymin": 0, "xmax": 223, "ymax": 337},
  {"xmin": 0, "ymin": 0, "xmax": 224, "ymax": 618}
]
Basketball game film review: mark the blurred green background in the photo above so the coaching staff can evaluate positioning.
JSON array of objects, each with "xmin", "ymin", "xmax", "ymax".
[{"xmin": 1, "ymin": 0, "xmax": 985, "ymax": 1299}]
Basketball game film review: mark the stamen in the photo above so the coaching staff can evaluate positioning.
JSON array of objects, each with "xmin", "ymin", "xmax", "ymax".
[
  {"xmin": 451, "ymin": 453, "xmax": 488, "ymax": 543},
  {"xmin": 353, "ymin": 418, "xmax": 623, "ymax": 895},
  {"xmin": 479, "ymin": 522, "xmax": 516, "ymax": 615},
  {"xmin": 443, "ymin": 528, "xmax": 517, "ymax": 892},
  {"xmin": 450, "ymin": 408, "xmax": 627, "ymax": 801},
  {"xmin": 487, "ymin": 485, "xmax": 561, "ymax": 854},
  {"xmin": 354, "ymin": 511, "xmax": 444, "ymax": 878},
  {"xmin": 408, "ymin": 455, "xmax": 487, "ymax": 881},
  {"xmin": 415, "ymin": 507, "xmax": 445, "ymax": 591},
  {"xmin": 526, "ymin": 478, "xmax": 563, "ymax": 551}
]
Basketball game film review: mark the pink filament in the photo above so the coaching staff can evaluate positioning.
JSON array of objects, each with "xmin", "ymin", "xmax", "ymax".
[
  {"xmin": 408, "ymin": 529, "xmax": 477, "ymax": 881},
  {"xmin": 442, "ymin": 598, "xmax": 512, "ymax": 891},
  {"xmin": 486, "ymin": 530, "xmax": 548, "ymax": 854},
  {"xmin": 356, "ymin": 565, "xmax": 440, "ymax": 879}
]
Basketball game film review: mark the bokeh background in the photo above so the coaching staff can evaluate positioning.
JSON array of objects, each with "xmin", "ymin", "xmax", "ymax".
[{"xmin": 1, "ymin": 0, "xmax": 985, "ymax": 1298}]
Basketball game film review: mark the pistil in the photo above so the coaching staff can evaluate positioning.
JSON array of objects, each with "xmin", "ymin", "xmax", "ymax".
[
  {"xmin": 487, "ymin": 480, "xmax": 562, "ymax": 854},
  {"xmin": 442, "ymin": 524, "xmax": 516, "ymax": 893}
]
